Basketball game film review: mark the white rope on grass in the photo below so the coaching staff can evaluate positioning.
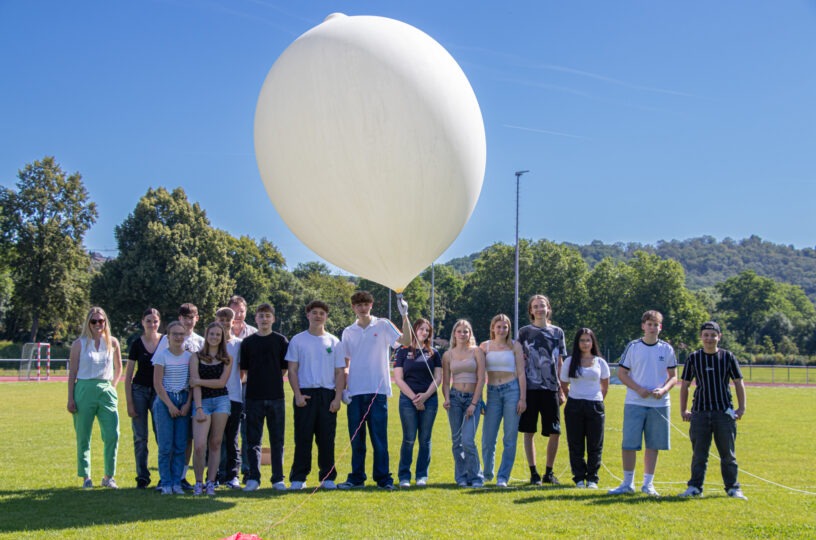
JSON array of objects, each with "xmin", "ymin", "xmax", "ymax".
[{"xmin": 658, "ymin": 409, "xmax": 816, "ymax": 496}]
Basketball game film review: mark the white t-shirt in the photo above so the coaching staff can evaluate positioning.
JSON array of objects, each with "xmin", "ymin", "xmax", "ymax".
[
  {"xmin": 619, "ymin": 338, "xmax": 677, "ymax": 407},
  {"xmin": 341, "ymin": 317, "xmax": 401, "ymax": 397},
  {"xmin": 560, "ymin": 356, "xmax": 610, "ymax": 401},
  {"xmin": 286, "ymin": 330, "xmax": 345, "ymax": 390},
  {"xmin": 152, "ymin": 348, "xmax": 191, "ymax": 393},
  {"xmin": 225, "ymin": 337, "xmax": 242, "ymax": 402}
]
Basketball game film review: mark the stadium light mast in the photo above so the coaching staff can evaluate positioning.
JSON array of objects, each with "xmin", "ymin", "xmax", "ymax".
[{"xmin": 513, "ymin": 170, "xmax": 529, "ymax": 340}]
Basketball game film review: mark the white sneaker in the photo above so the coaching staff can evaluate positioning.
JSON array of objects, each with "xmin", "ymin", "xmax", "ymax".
[
  {"xmin": 321, "ymin": 480, "xmax": 337, "ymax": 490},
  {"xmin": 586, "ymin": 481, "xmax": 599, "ymax": 489},
  {"xmin": 399, "ymin": 480, "xmax": 410, "ymax": 488},
  {"xmin": 243, "ymin": 480, "xmax": 260, "ymax": 491},
  {"xmin": 273, "ymin": 481, "xmax": 287, "ymax": 491},
  {"xmin": 225, "ymin": 478, "xmax": 241, "ymax": 490},
  {"xmin": 289, "ymin": 481, "xmax": 306, "ymax": 490},
  {"xmin": 607, "ymin": 483, "xmax": 635, "ymax": 495},
  {"xmin": 497, "ymin": 479, "xmax": 508, "ymax": 488},
  {"xmin": 171, "ymin": 485, "xmax": 184, "ymax": 495},
  {"xmin": 161, "ymin": 486, "xmax": 173, "ymax": 495},
  {"xmin": 575, "ymin": 480, "xmax": 585, "ymax": 488},
  {"xmin": 416, "ymin": 477, "xmax": 427, "ymax": 487},
  {"xmin": 727, "ymin": 488, "xmax": 748, "ymax": 500},
  {"xmin": 641, "ymin": 484, "xmax": 660, "ymax": 497},
  {"xmin": 679, "ymin": 486, "xmax": 703, "ymax": 498},
  {"xmin": 193, "ymin": 482, "xmax": 204, "ymax": 496}
]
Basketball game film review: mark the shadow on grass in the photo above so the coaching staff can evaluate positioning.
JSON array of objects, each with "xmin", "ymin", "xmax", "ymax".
[
  {"xmin": 512, "ymin": 489, "xmax": 693, "ymax": 505},
  {"xmin": 0, "ymin": 487, "xmax": 236, "ymax": 533}
]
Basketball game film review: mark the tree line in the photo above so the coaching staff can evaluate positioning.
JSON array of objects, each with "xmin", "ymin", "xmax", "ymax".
[{"xmin": 2, "ymin": 157, "xmax": 815, "ymax": 362}]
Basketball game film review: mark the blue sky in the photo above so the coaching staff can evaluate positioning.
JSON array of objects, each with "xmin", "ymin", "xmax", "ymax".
[{"xmin": 2, "ymin": 1, "xmax": 814, "ymax": 272}]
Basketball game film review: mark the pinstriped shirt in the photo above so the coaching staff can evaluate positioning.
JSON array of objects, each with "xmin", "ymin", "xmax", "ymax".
[{"xmin": 681, "ymin": 348, "xmax": 743, "ymax": 411}]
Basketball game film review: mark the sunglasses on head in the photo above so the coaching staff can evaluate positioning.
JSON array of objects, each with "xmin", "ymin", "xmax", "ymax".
[{"xmin": 90, "ymin": 318, "xmax": 106, "ymax": 325}]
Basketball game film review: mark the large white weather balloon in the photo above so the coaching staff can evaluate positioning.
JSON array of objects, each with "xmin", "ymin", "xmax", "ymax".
[{"xmin": 254, "ymin": 13, "xmax": 485, "ymax": 292}]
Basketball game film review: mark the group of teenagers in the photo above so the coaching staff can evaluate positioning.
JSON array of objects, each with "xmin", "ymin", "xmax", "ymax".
[{"xmin": 66, "ymin": 291, "xmax": 748, "ymax": 500}]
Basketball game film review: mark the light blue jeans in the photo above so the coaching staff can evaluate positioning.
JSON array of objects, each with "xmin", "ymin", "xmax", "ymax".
[
  {"xmin": 447, "ymin": 388, "xmax": 483, "ymax": 486},
  {"xmin": 481, "ymin": 378, "xmax": 521, "ymax": 483},
  {"xmin": 153, "ymin": 390, "xmax": 189, "ymax": 488}
]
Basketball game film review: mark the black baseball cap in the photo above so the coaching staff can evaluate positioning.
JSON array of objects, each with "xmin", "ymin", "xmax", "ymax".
[{"xmin": 700, "ymin": 321, "xmax": 721, "ymax": 334}]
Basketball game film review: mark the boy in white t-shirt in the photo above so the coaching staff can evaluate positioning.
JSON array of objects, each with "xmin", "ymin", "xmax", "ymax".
[
  {"xmin": 286, "ymin": 300, "xmax": 346, "ymax": 490},
  {"xmin": 337, "ymin": 291, "xmax": 411, "ymax": 490},
  {"xmin": 608, "ymin": 310, "xmax": 677, "ymax": 497}
]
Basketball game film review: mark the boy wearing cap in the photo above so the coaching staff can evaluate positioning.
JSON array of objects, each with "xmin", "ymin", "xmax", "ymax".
[{"xmin": 678, "ymin": 321, "xmax": 747, "ymax": 500}]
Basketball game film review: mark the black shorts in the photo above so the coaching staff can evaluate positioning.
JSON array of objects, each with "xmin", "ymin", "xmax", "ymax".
[{"xmin": 518, "ymin": 389, "xmax": 561, "ymax": 436}]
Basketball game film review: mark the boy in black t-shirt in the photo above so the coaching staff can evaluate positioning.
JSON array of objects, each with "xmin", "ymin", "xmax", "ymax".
[{"xmin": 240, "ymin": 303, "xmax": 289, "ymax": 491}]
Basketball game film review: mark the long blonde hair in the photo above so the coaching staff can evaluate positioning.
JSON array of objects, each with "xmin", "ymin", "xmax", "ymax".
[
  {"xmin": 450, "ymin": 319, "xmax": 476, "ymax": 348},
  {"xmin": 197, "ymin": 322, "xmax": 231, "ymax": 365},
  {"xmin": 79, "ymin": 306, "xmax": 113, "ymax": 353}
]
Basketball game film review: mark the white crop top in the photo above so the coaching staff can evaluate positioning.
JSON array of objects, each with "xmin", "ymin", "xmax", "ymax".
[{"xmin": 485, "ymin": 349, "xmax": 515, "ymax": 373}]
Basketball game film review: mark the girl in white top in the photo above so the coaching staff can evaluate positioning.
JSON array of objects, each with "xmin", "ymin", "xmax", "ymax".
[
  {"xmin": 66, "ymin": 307, "xmax": 123, "ymax": 489},
  {"xmin": 559, "ymin": 328, "xmax": 610, "ymax": 488},
  {"xmin": 442, "ymin": 319, "xmax": 486, "ymax": 487},
  {"xmin": 479, "ymin": 314, "xmax": 526, "ymax": 487}
]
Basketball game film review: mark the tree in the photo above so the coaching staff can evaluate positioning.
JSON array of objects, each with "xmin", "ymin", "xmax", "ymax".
[
  {"xmin": 0, "ymin": 157, "xmax": 97, "ymax": 340},
  {"xmin": 457, "ymin": 240, "xmax": 589, "ymax": 342},
  {"xmin": 90, "ymin": 187, "xmax": 234, "ymax": 334},
  {"xmin": 291, "ymin": 262, "xmax": 356, "ymax": 335}
]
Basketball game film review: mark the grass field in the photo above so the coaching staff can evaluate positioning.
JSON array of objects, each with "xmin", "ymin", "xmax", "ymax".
[{"xmin": 0, "ymin": 382, "xmax": 814, "ymax": 539}]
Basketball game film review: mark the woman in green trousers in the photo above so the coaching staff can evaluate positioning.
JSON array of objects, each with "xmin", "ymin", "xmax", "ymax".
[{"xmin": 67, "ymin": 306, "xmax": 123, "ymax": 488}]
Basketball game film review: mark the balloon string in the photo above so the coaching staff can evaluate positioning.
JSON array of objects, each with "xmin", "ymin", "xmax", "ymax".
[{"xmin": 269, "ymin": 374, "xmax": 387, "ymax": 531}]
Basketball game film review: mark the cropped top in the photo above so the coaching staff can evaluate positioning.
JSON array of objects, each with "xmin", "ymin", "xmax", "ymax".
[
  {"xmin": 450, "ymin": 354, "xmax": 477, "ymax": 384},
  {"xmin": 198, "ymin": 361, "xmax": 228, "ymax": 399},
  {"xmin": 485, "ymin": 345, "xmax": 516, "ymax": 374}
]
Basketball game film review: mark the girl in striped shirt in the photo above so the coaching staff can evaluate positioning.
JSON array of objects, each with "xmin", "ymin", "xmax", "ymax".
[{"xmin": 152, "ymin": 320, "xmax": 193, "ymax": 495}]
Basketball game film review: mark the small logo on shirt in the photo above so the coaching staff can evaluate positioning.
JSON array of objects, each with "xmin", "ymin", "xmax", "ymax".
[
  {"xmin": 658, "ymin": 355, "xmax": 665, "ymax": 362},
  {"xmin": 326, "ymin": 347, "xmax": 333, "ymax": 354}
]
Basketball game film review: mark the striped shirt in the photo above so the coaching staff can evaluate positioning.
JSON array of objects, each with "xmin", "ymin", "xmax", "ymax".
[
  {"xmin": 152, "ymin": 348, "xmax": 192, "ymax": 393},
  {"xmin": 681, "ymin": 348, "xmax": 743, "ymax": 411}
]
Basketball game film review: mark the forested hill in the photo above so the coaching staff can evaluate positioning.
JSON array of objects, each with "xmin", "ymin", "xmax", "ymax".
[{"xmin": 446, "ymin": 235, "xmax": 816, "ymax": 302}]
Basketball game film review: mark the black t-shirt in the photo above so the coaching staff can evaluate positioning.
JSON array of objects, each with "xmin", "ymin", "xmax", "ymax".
[
  {"xmin": 240, "ymin": 332, "xmax": 289, "ymax": 400},
  {"xmin": 128, "ymin": 337, "xmax": 157, "ymax": 388},
  {"xmin": 394, "ymin": 346, "xmax": 441, "ymax": 395}
]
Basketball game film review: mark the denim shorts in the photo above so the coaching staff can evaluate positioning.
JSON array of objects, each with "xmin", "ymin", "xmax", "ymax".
[
  {"xmin": 201, "ymin": 394, "xmax": 231, "ymax": 415},
  {"xmin": 621, "ymin": 404, "xmax": 670, "ymax": 450}
]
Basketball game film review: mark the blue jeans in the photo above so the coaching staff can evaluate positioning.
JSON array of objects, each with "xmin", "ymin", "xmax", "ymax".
[
  {"xmin": 153, "ymin": 390, "xmax": 189, "ymax": 488},
  {"xmin": 346, "ymin": 393, "xmax": 392, "ymax": 487},
  {"xmin": 481, "ymin": 379, "xmax": 520, "ymax": 483},
  {"xmin": 447, "ymin": 388, "xmax": 483, "ymax": 485},
  {"xmin": 130, "ymin": 383, "xmax": 156, "ymax": 484},
  {"xmin": 398, "ymin": 393, "xmax": 438, "ymax": 482}
]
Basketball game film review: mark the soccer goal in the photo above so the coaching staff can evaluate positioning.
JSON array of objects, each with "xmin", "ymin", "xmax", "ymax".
[{"xmin": 18, "ymin": 342, "xmax": 51, "ymax": 381}]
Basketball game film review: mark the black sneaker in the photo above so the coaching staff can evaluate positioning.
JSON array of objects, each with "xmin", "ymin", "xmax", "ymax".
[
  {"xmin": 136, "ymin": 478, "xmax": 150, "ymax": 489},
  {"xmin": 530, "ymin": 472, "xmax": 542, "ymax": 485},
  {"xmin": 180, "ymin": 478, "xmax": 194, "ymax": 491},
  {"xmin": 542, "ymin": 472, "xmax": 560, "ymax": 485}
]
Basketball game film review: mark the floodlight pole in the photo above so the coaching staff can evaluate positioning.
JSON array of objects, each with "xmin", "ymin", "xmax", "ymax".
[{"xmin": 514, "ymin": 170, "xmax": 529, "ymax": 340}]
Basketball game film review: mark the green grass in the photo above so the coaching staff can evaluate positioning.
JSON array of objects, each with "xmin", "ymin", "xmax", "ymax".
[{"xmin": 1, "ymin": 382, "xmax": 814, "ymax": 539}]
